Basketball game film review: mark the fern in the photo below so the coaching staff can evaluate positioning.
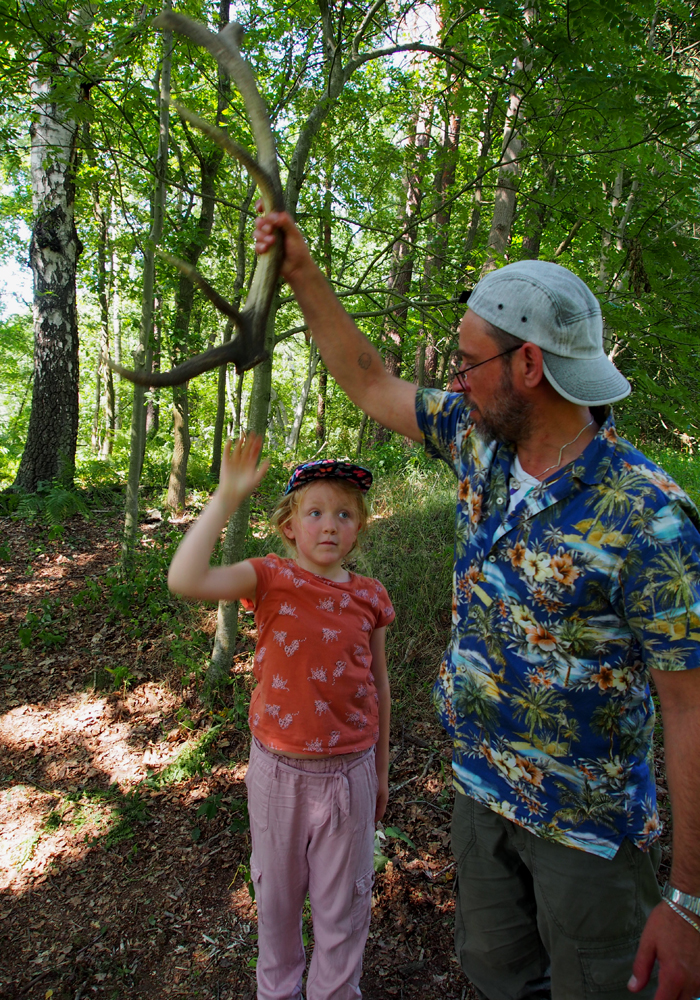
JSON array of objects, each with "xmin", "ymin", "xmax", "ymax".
[
  {"xmin": 12, "ymin": 482, "xmax": 89, "ymax": 526},
  {"xmin": 43, "ymin": 484, "xmax": 89, "ymax": 525}
]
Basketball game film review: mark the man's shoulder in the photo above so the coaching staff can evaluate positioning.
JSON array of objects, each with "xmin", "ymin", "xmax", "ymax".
[
  {"xmin": 605, "ymin": 430, "xmax": 695, "ymax": 510},
  {"xmin": 416, "ymin": 387, "xmax": 470, "ymax": 421}
]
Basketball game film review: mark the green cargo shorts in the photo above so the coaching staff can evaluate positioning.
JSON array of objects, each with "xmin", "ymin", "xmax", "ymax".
[{"xmin": 451, "ymin": 792, "xmax": 661, "ymax": 1000}]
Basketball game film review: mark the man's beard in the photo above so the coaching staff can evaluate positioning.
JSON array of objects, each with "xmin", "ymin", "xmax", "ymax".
[{"xmin": 469, "ymin": 365, "xmax": 533, "ymax": 445}]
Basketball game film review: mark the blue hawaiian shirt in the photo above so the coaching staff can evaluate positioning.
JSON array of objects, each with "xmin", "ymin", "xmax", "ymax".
[{"xmin": 417, "ymin": 388, "xmax": 700, "ymax": 858}]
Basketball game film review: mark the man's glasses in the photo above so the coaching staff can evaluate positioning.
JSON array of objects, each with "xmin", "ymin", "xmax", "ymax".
[{"xmin": 449, "ymin": 345, "xmax": 521, "ymax": 392}]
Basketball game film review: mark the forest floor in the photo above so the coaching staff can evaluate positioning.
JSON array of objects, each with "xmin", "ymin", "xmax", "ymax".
[{"xmin": 0, "ymin": 507, "xmax": 672, "ymax": 1000}]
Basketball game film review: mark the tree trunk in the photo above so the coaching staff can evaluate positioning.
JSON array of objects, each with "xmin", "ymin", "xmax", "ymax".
[
  {"xmin": 481, "ymin": 76, "xmax": 525, "ymax": 276},
  {"xmin": 287, "ymin": 341, "xmax": 320, "ymax": 453},
  {"xmin": 521, "ymin": 162, "xmax": 556, "ymax": 260},
  {"xmin": 416, "ymin": 95, "xmax": 461, "ymax": 384},
  {"xmin": 166, "ymin": 1, "xmax": 229, "ymax": 511},
  {"xmin": 206, "ymin": 304, "xmax": 277, "ymax": 694},
  {"xmin": 14, "ymin": 13, "xmax": 91, "ymax": 492},
  {"xmin": 462, "ymin": 90, "xmax": 499, "ymax": 267},
  {"xmin": 382, "ymin": 106, "xmax": 431, "ymax": 381},
  {"xmin": 112, "ymin": 285, "xmax": 122, "ymax": 432},
  {"xmin": 91, "ymin": 361, "xmax": 102, "ymax": 453},
  {"xmin": 211, "ymin": 179, "xmax": 255, "ymax": 478},
  {"xmin": 374, "ymin": 105, "xmax": 431, "ymax": 443},
  {"xmin": 211, "ymin": 319, "xmax": 233, "ymax": 480},
  {"xmin": 316, "ymin": 364, "xmax": 327, "ymax": 442},
  {"xmin": 145, "ymin": 295, "xmax": 161, "ymax": 439},
  {"xmin": 122, "ymin": 10, "xmax": 172, "ymax": 565}
]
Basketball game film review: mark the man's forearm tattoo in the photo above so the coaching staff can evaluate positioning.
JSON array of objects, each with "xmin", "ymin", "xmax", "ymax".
[{"xmin": 358, "ymin": 352, "xmax": 371, "ymax": 370}]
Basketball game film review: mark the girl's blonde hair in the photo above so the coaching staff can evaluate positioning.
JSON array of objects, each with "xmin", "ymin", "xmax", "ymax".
[{"xmin": 270, "ymin": 478, "xmax": 370, "ymax": 556}]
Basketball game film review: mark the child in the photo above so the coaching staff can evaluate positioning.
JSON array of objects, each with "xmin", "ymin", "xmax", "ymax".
[{"xmin": 168, "ymin": 434, "xmax": 394, "ymax": 1000}]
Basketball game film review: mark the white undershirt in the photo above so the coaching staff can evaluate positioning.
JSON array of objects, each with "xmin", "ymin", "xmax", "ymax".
[{"xmin": 508, "ymin": 453, "xmax": 540, "ymax": 515}]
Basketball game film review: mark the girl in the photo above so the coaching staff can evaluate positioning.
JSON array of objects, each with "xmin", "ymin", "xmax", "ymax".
[{"xmin": 168, "ymin": 434, "xmax": 393, "ymax": 1000}]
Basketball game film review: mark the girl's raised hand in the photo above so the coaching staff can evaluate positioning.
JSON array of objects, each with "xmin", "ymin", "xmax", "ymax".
[{"xmin": 218, "ymin": 434, "xmax": 270, "ymax": 512}]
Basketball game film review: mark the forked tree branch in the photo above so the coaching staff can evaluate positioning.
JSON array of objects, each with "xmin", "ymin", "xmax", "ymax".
[{"xmin": 106, "ymin": 12, "xmax": 284, "ymax": 388}]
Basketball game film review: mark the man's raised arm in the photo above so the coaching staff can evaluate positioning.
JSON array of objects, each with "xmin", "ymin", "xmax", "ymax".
[{"xmin": 255, "ymin": 211, "xmax": 422, "ymax": 442}]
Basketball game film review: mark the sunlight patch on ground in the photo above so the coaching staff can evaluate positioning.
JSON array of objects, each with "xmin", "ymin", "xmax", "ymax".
[
  {"xmin": 0, "ymin": 685, "xmax": 185, "ymax": 787},
  {"xmin": 0, "ymin": 783, "xmax": 113, "ymax": 891}
]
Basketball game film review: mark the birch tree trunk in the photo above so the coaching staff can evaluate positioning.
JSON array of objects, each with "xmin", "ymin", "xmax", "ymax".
[
  {"xmin": 121, "ymin": 11, "xmax": 172, "ymax": 565},
  {"xmin": 13, "ymin": 7, "xmax": 92, "ymax": 492}
]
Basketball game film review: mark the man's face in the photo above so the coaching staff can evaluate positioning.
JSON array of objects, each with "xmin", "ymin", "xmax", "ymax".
[{"xmin": 455, "ymin": 311, "xmax": 533, "ymax": 445}]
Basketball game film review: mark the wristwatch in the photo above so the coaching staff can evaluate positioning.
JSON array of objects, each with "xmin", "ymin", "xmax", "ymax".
[{"xmin": 662, "ymin": 882, "xmax": 700, "ymax": 917}]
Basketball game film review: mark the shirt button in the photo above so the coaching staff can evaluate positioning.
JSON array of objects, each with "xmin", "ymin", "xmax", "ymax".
[
  {"xmin": 496, "ymin": 497, "xmax": 504, "ymax": 505},
  {"xmin": 488, "ymin": 555, "xmax": 497, "ymax": 563}
]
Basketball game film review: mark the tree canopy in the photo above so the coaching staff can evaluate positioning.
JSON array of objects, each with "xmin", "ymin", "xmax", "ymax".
[{"xmin": 1, "ymin": 0, "xmax": 700, "ymax": 492}]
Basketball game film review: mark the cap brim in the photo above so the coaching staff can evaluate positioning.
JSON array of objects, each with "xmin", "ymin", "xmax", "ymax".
[{"xmin": 541, "ymin": 350, "xmax": 631, "ymax": 406}]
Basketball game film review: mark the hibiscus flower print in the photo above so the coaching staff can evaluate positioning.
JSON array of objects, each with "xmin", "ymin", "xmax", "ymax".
[
  {"xmin": 524, "ymin": 623, "xmax": 558, "ymax": 652},
  {"xmin": 522, "ymin": 549, "xmax": 553, "ymax": 583},
  {"xmin": 550, "ymin": 550, "xmax": 580, "ymax": 589},
  {"xmin": 507, "ymin": 541, "xmax": 527, "ymax": 569}
]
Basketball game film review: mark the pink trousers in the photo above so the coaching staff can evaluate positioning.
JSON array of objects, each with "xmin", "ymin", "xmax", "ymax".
[{"xmin": 245, "ymin": 738, "xmax": 377, "ymax": 1000}]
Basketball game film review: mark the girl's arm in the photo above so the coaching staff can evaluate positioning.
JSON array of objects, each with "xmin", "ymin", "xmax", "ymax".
[
  {"xmin": 167, "ymin": 434, "xmax": 269, "ymax": 604},
  {"xmin": 370, "ymin": 626, "xmax": 391, "ymax": 822}
]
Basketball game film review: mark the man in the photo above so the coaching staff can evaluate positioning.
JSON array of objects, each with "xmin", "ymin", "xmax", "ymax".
[{"xmin": 255, "ymin": 211, "xmax": 700, "ymax": 1000}]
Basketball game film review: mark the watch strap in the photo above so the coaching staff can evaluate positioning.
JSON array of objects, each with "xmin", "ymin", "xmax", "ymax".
[{"xmin": 662, "ymin": 882, "xmax": 700, "ymax": 917}]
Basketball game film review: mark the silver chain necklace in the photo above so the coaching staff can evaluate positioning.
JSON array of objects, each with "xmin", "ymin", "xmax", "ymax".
[{"xmin": 511, "ymin": 419, "xmax": 595, "ymax": 489}]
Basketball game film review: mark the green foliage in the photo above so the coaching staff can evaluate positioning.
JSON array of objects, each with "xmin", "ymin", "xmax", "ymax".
[
  {"xmin": 103, "ymin": 788, "xmax": 150, "ymax": 847},
  {"xmin": 374, "ymin": 824, "xmax": 416, "ymax": 871},
  {"xmin": 18, "ymin": 598, "xmax": 67, "ymax": 650},
  {"xmin": 105, "ymin": 663, "xmax": 135, "ymax": 693},
  {"xmin": 0, "ymin": 312, "xmax": 32, "ymax": 487},
  {"xmin": 7, "ymin": 480, "xmax": 90, "ymax": 539},
  {"xmin": 147, "ymin": 726, "xmax": 222, "ymax": 787},
  {"xmin": 354, "ymin": 460, "xmax": 455, "ymax": 708}
]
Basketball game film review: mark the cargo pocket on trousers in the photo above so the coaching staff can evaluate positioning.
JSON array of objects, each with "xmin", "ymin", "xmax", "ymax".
[
  {"xmin": 579, "ymin": 937, "xmax": 641, "ymax": 993},
  {"xmin": 248, "ymin": 863, "xmax": 262, "ymax": 905},
  {"xmin": 350, "ymin": 870, "xmax": 374, "ymax": 932},
  {"xmin": 451, "ymin": 791, "xmax": 477, "ymax": 864}
]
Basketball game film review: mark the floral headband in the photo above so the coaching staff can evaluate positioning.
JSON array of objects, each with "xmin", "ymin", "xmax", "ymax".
[{"xmin": 283, "ymin": 459, "xmax": 373, "ymax": 496}]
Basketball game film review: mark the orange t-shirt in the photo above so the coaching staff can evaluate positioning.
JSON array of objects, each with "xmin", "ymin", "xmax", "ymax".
[{"xmin": 245, "ymin": 554, "xmax": 395, "ymax": 755}]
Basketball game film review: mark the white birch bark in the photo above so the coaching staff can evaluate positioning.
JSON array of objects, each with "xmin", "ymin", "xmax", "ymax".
[{"xmin": 14, "ymin": 4, "xmax": 93, "ymax": 491}]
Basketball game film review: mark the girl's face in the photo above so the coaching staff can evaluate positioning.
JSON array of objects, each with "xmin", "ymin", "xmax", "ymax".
[{"xmin": 283, "ymin": 481, "xmax": 361, "ymax": 580}]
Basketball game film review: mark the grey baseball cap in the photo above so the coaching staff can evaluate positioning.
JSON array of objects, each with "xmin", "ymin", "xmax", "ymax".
[{"xmin": 467, "ymin": 260, "xmax": 631, "ymax": 406}]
